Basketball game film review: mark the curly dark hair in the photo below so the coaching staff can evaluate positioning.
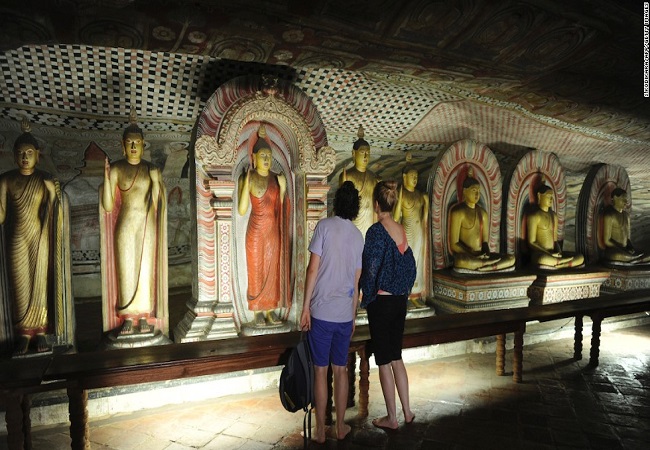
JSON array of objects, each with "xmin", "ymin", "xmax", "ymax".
[{"xmin": 334, "ymin": 181, "xmax": 360, "ymax": 220}]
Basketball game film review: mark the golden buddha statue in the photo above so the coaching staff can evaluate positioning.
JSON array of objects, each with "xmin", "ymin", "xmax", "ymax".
[
  {"xmin": 448, "ymin": 176, "xmax": 515, "ymax": 272},
  {"xmin": 0, "ymin": 119, "xmax": 64, "ymax": 354},
  {"xmin": 101, "ymin": 112, "xmax": 167, "ymax": 336},
  {"xmin": 527, "ymin": 185, "xmax": 584, "ymax": 269},
  {"xmin": 601, "ymin": 187, "xmax": 650, "ymax": 265},
  {"xmin": 393, "ymin": 165, "xmax": 428, "ymax": 307},
  {"xmin": 238, "ymin": 125, "xmax": 289, "ymax": 327},
  {"xmin": 339, "ymin": 126, "xmax": 379, "ymax": 238}
]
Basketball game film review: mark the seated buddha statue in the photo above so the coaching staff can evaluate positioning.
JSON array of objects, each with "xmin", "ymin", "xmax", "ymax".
[
  {"xmin": 527, "ymin": 185, "xmax": 584, "ymax": 269},
  {"xmin": 601, "ymin": 187, "xmax": 650, "ymax": 265},
  {"xmin": 448, "ymin": 177, "xmax": 515, "ymax": 272}
]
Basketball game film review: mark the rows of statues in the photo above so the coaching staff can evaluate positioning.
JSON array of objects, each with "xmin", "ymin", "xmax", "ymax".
[{"xmin": 2, "ymin": 116, "xmax": 648, "ymax": 355}]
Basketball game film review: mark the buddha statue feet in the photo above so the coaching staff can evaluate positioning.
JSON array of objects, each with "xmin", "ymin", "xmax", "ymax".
[
  {"xmin": 119, "ymin": 318, "xmax": 135, "ymax": 335},
  {"xmin": 408, "ymin": 297, "xmax": 428, "ymax": 310},
  {"xmin": 14, "ymin": 335, "xmax": 31, "ymax": 355},
  {"xmin": 253, "ymin": 310, "xmax": 283, "ymax": 327},
  {"xmin": 138, "ymin": 317, "xmax": 154, "ymax": 334},
  {"xmin": 36, "ymin": 334, "xmax": 51, "ymax": 353}
]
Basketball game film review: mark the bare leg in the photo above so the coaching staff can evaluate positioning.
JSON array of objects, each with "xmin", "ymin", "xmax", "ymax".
[
  {"xmin": 392, "ymin": 359, "xmax": 414, "ymax": 423},
  {"xmin": 373, "ymin": 364, "xmax": 399, "ymax": 430},
  {"xmin": 332, "ymin": 364, "xmax": 351, "ymax": 439},
  {"xmin": 313, "ymin": 365, "xmax": 328, "ymax": 443}
]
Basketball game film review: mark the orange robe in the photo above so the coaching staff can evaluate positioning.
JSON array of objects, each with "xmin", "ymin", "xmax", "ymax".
[{"xmin": 245, "ymin": 175, "xmax": 285, "ymax": 311}]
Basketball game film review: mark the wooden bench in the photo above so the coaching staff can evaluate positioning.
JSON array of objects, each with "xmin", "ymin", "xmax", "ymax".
[
  {"xmin": 525, "ymin": 289, "xmax": 650, "ymax": 366},
  {"xmin": 350, "ymin": 306, "xmax": 528, "ymax": 418},
  {"xmin": 3, "ymin": 288, "xmax": 648, "ymax": 449}
]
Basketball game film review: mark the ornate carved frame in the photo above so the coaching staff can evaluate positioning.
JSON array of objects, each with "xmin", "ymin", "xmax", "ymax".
[
  {"xmin": 176, "ymin": 76, "xmax": 335, "ymax": 341},
  {"xmin": 576, "ymin": 163, "xmax": 630, "ymax": 265},
  {"xmin": 428, "ymin": 139, "xmax": 502, "ymax": 270},
  {"xmin": 502, "ymin": 150, "xmax": 566, "ymax": 262}
]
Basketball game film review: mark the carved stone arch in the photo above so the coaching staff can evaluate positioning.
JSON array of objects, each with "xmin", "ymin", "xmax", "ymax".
[
  {"xmin": 502, "ymin": 150, "xmax": 566, "ymax": 262},
  {"xmin": 576, "ymin": 164, "xmax": 630, "ymax": 265},
  {"xmin": 428, "ymin": 139, "xmax": 502, "ymax": 270},
  {"xmin": 176, "ymin": 75, "xmax": 334, "ymax": 342}
]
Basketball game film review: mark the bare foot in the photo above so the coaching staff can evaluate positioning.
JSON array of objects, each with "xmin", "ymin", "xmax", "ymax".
[
  {"xmin": 372, "ymin": 416, "xmax": 398, "ymax": 431},
  {"xmin": 311, "ymin": 427, "xmax": 326, "ymax": 444},
  {"xmin": 336, "ymin": 423, "xmax": 351, "ymax": 440},
  {"xmin": 138, "ymin": 317, "xmax": 153, "ymax": 333},
  {"xmin": 404, "ymin": 410, "xmax": 415, "ymax": 424}
]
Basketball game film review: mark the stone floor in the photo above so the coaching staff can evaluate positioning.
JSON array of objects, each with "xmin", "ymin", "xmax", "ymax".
[{"xmin": 1, "ymin": 321, "xmax": 647, "ymax": 449}]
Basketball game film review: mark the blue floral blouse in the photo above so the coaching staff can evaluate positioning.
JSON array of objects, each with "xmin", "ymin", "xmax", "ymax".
[{"xmin": 360, "ymin": 222, "xmax": 417, "ymax": 308}]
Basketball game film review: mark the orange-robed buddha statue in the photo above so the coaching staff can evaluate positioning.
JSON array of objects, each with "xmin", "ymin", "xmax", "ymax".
[{"xmin": 237, "ymin": 125, "xmax": 290, "ymax": 327}]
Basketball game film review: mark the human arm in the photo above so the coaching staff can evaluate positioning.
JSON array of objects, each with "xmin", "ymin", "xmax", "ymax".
[
  {"xmin": 360, "ymin": 226, "xmax": 383, "ymax": 306},
  {"xmin": 300, "ymin": 252, "xmax": 320, "ymax": 331},
  {"xmin": 351, "ymin": 268, "xmax": 361, "ymax": 335}
]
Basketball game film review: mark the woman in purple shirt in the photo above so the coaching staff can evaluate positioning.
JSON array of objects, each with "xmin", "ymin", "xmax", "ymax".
[{"xmin": 300, "ymin": 181, "xmax": 365, "ymax": 442}]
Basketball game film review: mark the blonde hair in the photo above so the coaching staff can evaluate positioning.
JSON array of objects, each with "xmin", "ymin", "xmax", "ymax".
[{"xmin": 373, "ymin": 180, "xmax": 398, "ymax": 212}]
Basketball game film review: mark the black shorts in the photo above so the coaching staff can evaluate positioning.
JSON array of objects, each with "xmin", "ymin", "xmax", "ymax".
[{"xmin": 367, "ymin": 294, "xmax": 408, "ymax": 366}]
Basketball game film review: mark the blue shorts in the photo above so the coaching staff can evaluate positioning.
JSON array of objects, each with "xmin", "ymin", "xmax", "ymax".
[{"xmin": 308, "ymin": 317, "xmax": 353, "ymax": 367}]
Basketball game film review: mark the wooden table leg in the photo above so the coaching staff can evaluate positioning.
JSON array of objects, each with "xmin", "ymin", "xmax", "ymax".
[
  {"xmin": 347, "ymin": 352, "xmax": 356, "ymax": 408},
  {"xmin": 22, "ymin": 394, "xmax": 32, "ymax": 450},
  {"xmin": 589, "ymin": 316, "xmax": 603, "ymax": 367},
  {"xmin": 574, "ymin": 315, "xmax": 583, "ymax": 360},
  {"xmin": 513, "ymin": 328, "xmax": 524, "ymax": 383},
  {"xmin": 496, "ymin": 334, "xmax": 505, "ymax": 376},
  {"xmin": 358, "ymin": 346, "xmax": 370, "ymax": 418},
  {"xmin": 67, "ymin": 387, "xmax": 90, "ymax": 450},
  {"xmin": 5, "ymin": 393, "xmax": 25, "ymax": 450}
]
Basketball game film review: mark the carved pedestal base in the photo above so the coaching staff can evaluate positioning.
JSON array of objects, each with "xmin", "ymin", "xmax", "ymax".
[
  {"xmin": 601, "ymin": 266, "xmax": 650, "ymax": 293},
  {"xmin": 406, "ymin": 295, "xmax": 436, "ymax": 319},
  {"xmin": 174, "ymin": 299, "xmax": 239, "ymax": 343},
  {"xmin": 527, "ymin": 269, "xmax": 610, "ymax": 305},
  {"xmin": 432, "ymin": 270, "xmax": 536, "ymax": 314},
  {"xmin": 102, "ymin": 328, "xmax": 172, "ymax": 349}
]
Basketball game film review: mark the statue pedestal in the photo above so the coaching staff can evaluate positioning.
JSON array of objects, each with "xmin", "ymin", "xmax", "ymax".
[
  {"xmin": 432, "ymin": 270, "xmax": 536, "ymax": 314},
  {"xmin": 602, "ymin": 266, "xmax": 650, "ymax": 294},
  {"xmin": 527, "ymin": 269, "xmax": 610, "ymax": 305}
]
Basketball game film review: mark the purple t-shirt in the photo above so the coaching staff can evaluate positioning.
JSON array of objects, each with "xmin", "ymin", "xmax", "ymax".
[{"xmin": 308, "ymin": 216, "xmax": 364, "ymax": 323}]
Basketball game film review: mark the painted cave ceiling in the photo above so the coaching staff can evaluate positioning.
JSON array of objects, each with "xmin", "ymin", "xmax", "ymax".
[{"xmin": 1, "ymin": 0, "xmax": 649, "ymax": 245}]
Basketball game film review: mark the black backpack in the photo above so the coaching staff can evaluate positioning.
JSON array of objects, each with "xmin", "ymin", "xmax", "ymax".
[{"xmin": 279, "ymin": 332, "xmax": 314, "ymax": 447}]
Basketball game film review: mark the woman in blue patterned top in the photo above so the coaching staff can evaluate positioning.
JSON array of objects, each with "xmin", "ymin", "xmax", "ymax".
[{"xmin": 361, "ymin": 180, "xmax": 417, "ymax": 430}]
